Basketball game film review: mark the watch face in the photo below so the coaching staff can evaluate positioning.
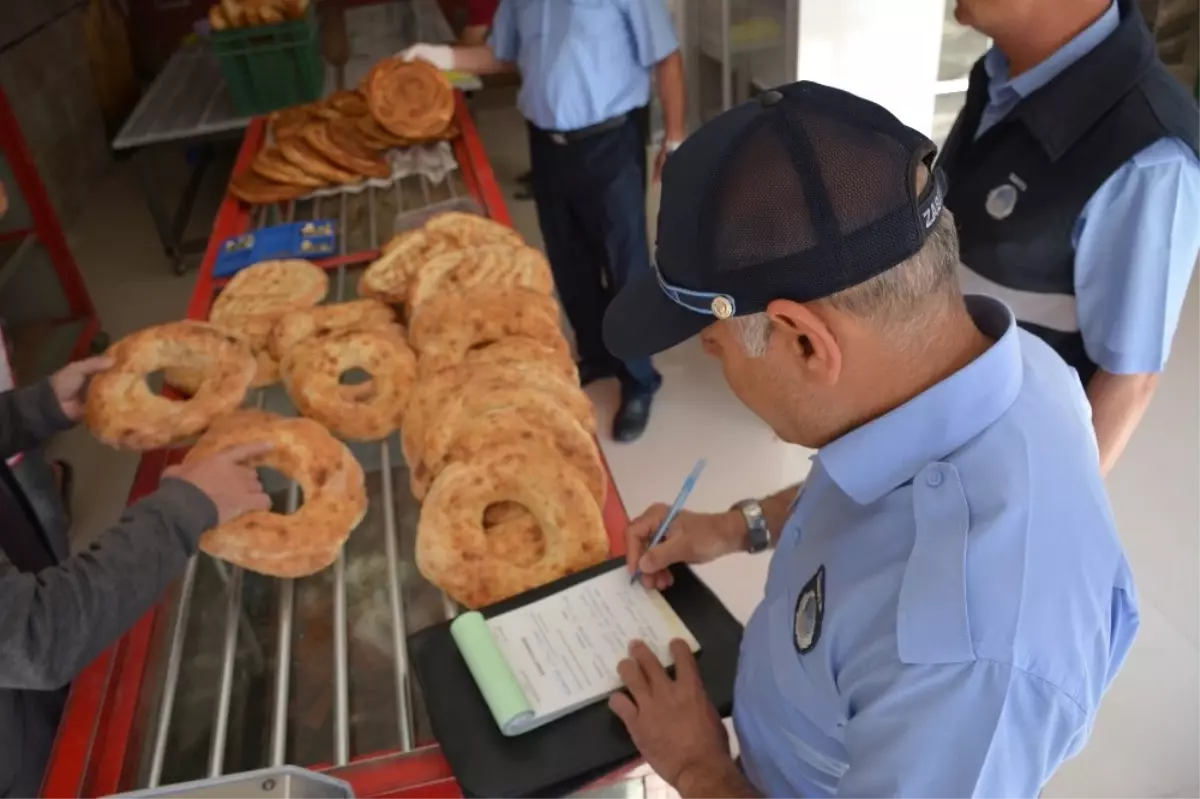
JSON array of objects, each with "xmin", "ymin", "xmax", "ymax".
[
  {"xmin": 735, "ymin": 501, "xmax": 770, "ymax": 553},
  {"xmin": 747, "ymin": 519, "xmax": 769, "ymax": 553},
  {"xmin": 749, "ymin": 529, "xmax": 769, "ymax": 553}
]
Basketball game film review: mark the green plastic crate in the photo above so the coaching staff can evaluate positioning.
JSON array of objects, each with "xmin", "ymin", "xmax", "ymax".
[{"xmin": 211, "ymin": 5, "xmax": 324, "ymax": 117}]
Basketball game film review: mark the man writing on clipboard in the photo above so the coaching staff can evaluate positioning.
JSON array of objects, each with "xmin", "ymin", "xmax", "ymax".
[{"xmin": 602, "ymin": 83, "xmax": 1137, "ymax": 797}]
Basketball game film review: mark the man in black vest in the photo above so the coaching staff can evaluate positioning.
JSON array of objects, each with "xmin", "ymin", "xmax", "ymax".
[{"xmin": 939, "ymin": 0, "xmax": 1199, "ymax": 474}]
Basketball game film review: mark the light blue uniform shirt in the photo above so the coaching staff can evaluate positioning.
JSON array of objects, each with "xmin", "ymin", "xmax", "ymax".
[
  {"xmin": 973, "ymin": 0, "xmax": 1200, "ymax": 375},
  {"xmin": 488, "ymin": 0, "xmax": 679, "ymax": 132},
  {"xmin": 732, "ymin": 295, "xmax": 1139, "ymax": 798}
]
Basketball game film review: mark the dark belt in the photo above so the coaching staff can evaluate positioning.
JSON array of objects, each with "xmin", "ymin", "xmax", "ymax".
[{"xmin": 541, "ymin": 113, "xmax": 629, "ymax": 145}]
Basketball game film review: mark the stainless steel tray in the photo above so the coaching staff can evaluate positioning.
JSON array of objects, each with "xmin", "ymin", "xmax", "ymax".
[{"xmin": 113, "ymin": 766, "xmax": 353, "ymax": 799}]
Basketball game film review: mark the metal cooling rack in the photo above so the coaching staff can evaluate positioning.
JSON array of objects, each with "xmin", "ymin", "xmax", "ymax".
[{"xmin": 134, "ymin": 169, "xmax": 473, "ymax": 790}]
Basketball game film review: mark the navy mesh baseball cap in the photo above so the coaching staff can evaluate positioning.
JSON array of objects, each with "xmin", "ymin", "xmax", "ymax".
[{"xmin": 604, "ymin": 80, "xmax": 948, "ymax": 360}]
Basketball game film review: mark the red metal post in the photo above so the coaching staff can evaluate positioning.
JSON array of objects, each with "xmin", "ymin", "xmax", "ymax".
[{"xmin": 0, "ymin": 85, "xmax": 100, "ymax": 357}]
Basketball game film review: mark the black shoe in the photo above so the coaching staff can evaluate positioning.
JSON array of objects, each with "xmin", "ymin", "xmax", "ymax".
[
  {"xmin": 513, "ymin": 170, "xmax": 534, "ymax": 200},
  {"xmin": 613, "ymin": 393, "xmax": 653, "ymax": 442},
  {"xmin": 577, "ymin": 361, "xmax": 618, "ymax": 387}
]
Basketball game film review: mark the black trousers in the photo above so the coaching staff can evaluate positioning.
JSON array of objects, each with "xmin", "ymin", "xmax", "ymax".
[
  {"xmin": 632, "ymin": 102, "xmax": 651, "ymax": 184},
  {"xmin": 528, "ymin": 114, "xmax": 662, "ymax": 395}
]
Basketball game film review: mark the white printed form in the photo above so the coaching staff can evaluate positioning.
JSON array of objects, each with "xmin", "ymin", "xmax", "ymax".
[{"xmin": 487, "ymin": 568, "xmax": 700, "ymax": 724}]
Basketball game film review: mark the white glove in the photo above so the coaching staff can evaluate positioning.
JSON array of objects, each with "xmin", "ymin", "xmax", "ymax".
[{"xmin": 398, "ymin": 43, "xmax": 455, "ymax": 72}]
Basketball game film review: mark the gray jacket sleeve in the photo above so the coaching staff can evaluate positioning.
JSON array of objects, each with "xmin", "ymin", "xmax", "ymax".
[
  {"xmin": 0, "ymin": 478, "xmax": 217, "ymax": 691},
  {"xmin": 0, "ymin": 381, "xmax": 73, "ymax": 460}
]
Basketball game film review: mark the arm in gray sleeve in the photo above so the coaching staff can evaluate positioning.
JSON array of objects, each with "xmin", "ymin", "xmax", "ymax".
[
  {"xmin": 0, "ymin": 381, "xmax": 73, "ymax": 460},
  {"xmin": 0, "ymin": 478, "xmax": 217, "ymax": 691}
]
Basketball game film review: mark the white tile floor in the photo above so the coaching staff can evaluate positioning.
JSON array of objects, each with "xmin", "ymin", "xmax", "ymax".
[{"xmin": 52, "ymin": 101, "xmax": 1199, "ymax": 797}]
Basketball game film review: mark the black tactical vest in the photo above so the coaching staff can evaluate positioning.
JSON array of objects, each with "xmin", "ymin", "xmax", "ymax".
[{"xmin": 938, "ymin": 0, "xmax": 1199, "ymax": 383}]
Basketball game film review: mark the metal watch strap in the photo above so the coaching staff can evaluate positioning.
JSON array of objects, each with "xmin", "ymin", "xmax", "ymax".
[{"xmin": 732, "ymin": 499, "xmax": 770, "ymax": 554}]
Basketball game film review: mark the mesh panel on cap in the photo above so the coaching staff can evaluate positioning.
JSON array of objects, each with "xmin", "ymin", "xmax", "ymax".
[
  {"xmin": 703, "ymin": 85, "xmax": 928, "ymax": 303},
  {"xmin": 710, "ymin": 120, "xmax": 819, "ymax": 271},
  {"xmin": 790, "ymin": 103, "xmax": 914, "ymax": 237}
]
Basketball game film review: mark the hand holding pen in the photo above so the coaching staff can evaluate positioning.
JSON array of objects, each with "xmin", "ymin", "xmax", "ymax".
[{"xmin": 624, "ymin": 460, "xmax": 755, "ymax": 590}]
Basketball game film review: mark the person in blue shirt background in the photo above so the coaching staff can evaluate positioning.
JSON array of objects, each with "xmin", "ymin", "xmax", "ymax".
[
  {"xmin": 402, "ymin": 0, "xmax": 687, "ymax": 442},
  {"xmin": 600, "ymin": 82, "xmax": 1138, "ymax": 797},
  {"xmin": 939, "ymin": 0, "xmax": 1200, "ymax": 474}
]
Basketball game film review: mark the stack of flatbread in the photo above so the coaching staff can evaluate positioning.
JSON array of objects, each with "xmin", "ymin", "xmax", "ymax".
[
  {"xmin": 229, "ymin": 59, "xmax": 457, "ymax": 206},
  {"xmin": 357, "ymin": 212, "xmax": 609, "ymax": 605},
  {"xmin": 153, "ymin": 211, "xmax": 608, "ymax": 599}
]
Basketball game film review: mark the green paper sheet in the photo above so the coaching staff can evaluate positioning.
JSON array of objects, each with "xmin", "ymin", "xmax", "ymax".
[{"xmin": 450, "ymin": 612, "xmax": 534, "ymax": 735}]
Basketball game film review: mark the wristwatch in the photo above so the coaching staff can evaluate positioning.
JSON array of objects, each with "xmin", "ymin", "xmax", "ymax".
[{"xmin": 731, "ymin": 499, "xmax": 771, "ymax": 554}]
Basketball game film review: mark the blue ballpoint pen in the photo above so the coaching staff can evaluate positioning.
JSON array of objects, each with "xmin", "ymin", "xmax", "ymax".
[{"xmin": 630, "ymin": 458, "xmax": 707, "ymax": 586}]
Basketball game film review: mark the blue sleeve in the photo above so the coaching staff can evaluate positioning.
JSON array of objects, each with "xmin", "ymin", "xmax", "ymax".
[
  {"xmin": 487, "ymin": 0, "xmax": 520, "ymax": 63},
  {"xmin": 836, "ymin": 660, "xmax": 1086, "ymax": 797},
  {"xmin": 1072, "ymin": 137, "xmax": 1200, "ymax": 375},
  {"xmin": 619, "ymin": 0, "xmax": 679, "ymax": 68}
]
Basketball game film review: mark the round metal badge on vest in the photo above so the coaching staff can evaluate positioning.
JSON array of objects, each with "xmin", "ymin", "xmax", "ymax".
[
  {"xmin": 793, "ymin": 565, "xmax": 826, "ymax": 655},
  {"xmin": 985, "ymin": 183, "xmax": 1019, "ymax": 220}
]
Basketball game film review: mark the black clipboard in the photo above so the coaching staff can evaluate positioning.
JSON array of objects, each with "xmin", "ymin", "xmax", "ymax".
[{"xmin": 407, "ymin": 558, "xmax": 743, "ymax": 798}]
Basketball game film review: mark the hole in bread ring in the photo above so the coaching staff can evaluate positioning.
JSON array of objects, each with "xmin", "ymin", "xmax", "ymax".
[
  {"xmin": 85, "ymin": 321, "xmax": 256, "ymax": 450},
  {"xmin": 416, "ymin": 446, "xmax": 609, "ymax": 608},
  {"xmin": 186, "ymin": 411, "xmax": 367, "ymax": 578},
  {"xmin": 281, "ymin": 325, "xmax": 416, "ymax": 441},
  {"xmin": 482, "ymin": 513, "xmax": 547, "ymax": 567}
]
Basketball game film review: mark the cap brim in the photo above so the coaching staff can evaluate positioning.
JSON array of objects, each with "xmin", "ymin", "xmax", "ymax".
[{"xmin": 603, "ymin": 268, "xmax": 714, "ymax": 361}]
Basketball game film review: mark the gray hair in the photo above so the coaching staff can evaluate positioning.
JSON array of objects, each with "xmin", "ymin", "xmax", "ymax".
[{"xmin": 730, "ymin": 209, "xmax": 961, "ymax": 356}]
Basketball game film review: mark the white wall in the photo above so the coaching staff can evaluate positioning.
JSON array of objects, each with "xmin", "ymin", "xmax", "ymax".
[{"xmin": 793, "ymin": 0, "xmax": 947, "ymax": 134}]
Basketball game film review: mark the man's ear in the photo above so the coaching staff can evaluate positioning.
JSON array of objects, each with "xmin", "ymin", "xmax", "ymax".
[{"xmin": 765, "ymin": 299, "xmax": 842, "ymax": 386}]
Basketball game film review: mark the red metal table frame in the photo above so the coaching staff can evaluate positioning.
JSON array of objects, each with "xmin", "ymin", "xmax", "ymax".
[
  {"xmin": 0, "ymin": 85, "xmax": 102, "ymax": 368},
  {"xmin": 41, "ymin": 94, "xmax": 633, "ymax": 799}
]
